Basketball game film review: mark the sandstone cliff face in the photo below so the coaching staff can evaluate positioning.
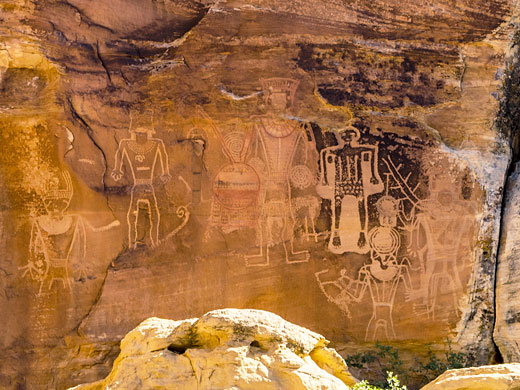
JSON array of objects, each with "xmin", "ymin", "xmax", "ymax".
[
  {"xmin": 0, "ymin": 0, "xmax": 519, "ymax": 389},
  {"xmin": 68, "ymin": 309, "xmax": 357, "ymax": 390}
]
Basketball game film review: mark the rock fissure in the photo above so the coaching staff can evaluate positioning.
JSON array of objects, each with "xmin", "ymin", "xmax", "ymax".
[
  {"xmin": 66, "ymin": 95, "xmax": 108, "ymax": 192},
  {"xmin": 74, "ymin": 250, "xmax": 124, "ymax": 338},
  {"xmin": 492, "ymin": 22, "xmax": 520, "ymax": 362},
  {"xmin": 93, "ymin": 41, "xmax": 113, "ymax": 87}
]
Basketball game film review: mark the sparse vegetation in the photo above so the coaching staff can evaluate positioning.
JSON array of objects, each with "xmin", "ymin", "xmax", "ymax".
[
  {"xmin": 352, "ymin": 372, "xmax": 407, "ymax": 390},
  {"xmin": 345, "ymin": 342, "xmax": 470, "ymax": 389}
]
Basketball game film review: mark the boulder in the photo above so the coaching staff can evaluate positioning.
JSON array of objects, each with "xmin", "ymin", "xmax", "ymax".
[
  {"xmin": 68, "ymin": 309, "xmax": 357, "ymax": 390},
  {"xmin": 421, "ymin": 364, "xmax": 520, "ymax": 390}
]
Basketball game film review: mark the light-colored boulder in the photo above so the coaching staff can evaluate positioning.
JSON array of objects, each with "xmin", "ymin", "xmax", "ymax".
[
  {"xmin": 68, "ymin": 309, "xmax": 357, "ymax": 390},
  {"xmin": 421, "ymin": 364, "xmax": 520, "ymax": 390}
]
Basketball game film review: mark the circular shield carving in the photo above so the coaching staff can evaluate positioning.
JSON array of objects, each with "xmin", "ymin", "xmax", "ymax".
[
  {"xmin": 368, "ymin": 226, "xmax": 401, "ymax": 256},
  {"xmin": 213, "ymin": 163, "xmax": 260, "ymax": 210},
  {"xmin": 290, "ymin": 165, "xmax": 313, "ymax": 189}
]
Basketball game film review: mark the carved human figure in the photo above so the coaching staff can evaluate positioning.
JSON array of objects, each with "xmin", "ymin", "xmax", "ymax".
[
  {"xmin": 316, "ymin": 196, "xmax": 412, "ymax": 341},
  {"xmin": 245, "ymin": 78, "xmax": 315, "ymax": 266},
  {"xmin": 20, "ymin": 171, "xmax": 119, "ymax": 294},
  {"xmin": 196, "ymin": 116, "xmax": 260, "ymax": 233},
  {"xmin": 317, "ymin": 126, "xmax": 383, "ymax": 254},
  {"xmin": 187, "ymin": 128, "xmax": 208, "ymax": 207},
  {"xmin": 407, "ymin": 166, "xmax": 477, "ymax": 320},
  {"xmin": 112, "ymin": 127, "xmax": 171, "ymax": 249}
]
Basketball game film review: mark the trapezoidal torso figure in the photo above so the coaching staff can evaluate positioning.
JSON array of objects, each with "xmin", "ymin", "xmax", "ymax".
[
  {"xmin": 317, "ymin": 126, "xmax": 383, "ymax": 254},
  {"xmin": 112, "ymin": 127, "xmax": 171, "ymax": 249},
  {"xmin": 245, "ymin": 78, "xmax": 314, "ymax": 266}
]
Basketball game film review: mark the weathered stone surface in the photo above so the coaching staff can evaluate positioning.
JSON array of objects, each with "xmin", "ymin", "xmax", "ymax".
[
  {"xmin": 421, "ymin": 364, "xmax": 520, "ymax": 390},
  {"xmin": 68, "ymin": 309, "xmax": 357, "ymax": 390},
  {"xmin": 0, "ymin": 0, "xmax": 518, "ymax": 389},
  {"xmin": 495, "ymin": 161, "xmax": 520, "ymax": 362}
]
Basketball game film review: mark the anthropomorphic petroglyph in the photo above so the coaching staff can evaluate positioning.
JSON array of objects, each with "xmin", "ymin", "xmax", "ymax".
[
  {"xmin": 194, "ymin": 112, "xmax": 260, "ymax": 233},
  {"xmin": 187, "ymin": 127, "xmax": 208, "ymax": 207},
  {"xmin": 245, "ymin": 78, "xmax": 316, "ymax": 266},
  {"xmin": 317, "ymin": 126, "xmax": 383, "ymax": 254},
  {"xmin": 112, "ymin": 126, "xmax": 171, "ymax": 249},
  {"xmin": 406, "ymin": 157, "xmax": 477, "ymax": 320},
  {"xmin": 20, "ymin": 171, "xmax": 119, "ymax": 294},
  {"xmin": 316, "ymin": 195, "xmax": 412, "ymax": 341}
]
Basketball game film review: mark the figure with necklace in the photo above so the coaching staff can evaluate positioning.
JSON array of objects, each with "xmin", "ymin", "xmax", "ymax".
[
  {"xmin": 112, "ymin": 126, "xmax": 171, "ymax": 249},
  {"xmin": 245, "ymin": 78, "xmax": 316, "ymax": 266}
]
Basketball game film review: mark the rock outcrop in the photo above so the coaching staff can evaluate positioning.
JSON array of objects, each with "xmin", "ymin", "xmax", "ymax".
[
  {"xmin": 68, "ymin": 309, "xmax": 357, "ymax": 390},
  {"xmin": 1, "ymin": 0, "xmax": 519, "ymax": 389},
  {"xmin": 421, "ymin": 364, "xmax": 520, "ymax": 390}
]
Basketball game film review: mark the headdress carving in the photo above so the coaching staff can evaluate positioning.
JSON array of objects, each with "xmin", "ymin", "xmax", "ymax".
[
  {"xmin": 260, "ymin": 78, "xmax": 300, "ymax": 107},
  {"xmin": 43, "ymin": 171, "xmax": 73, "ymax": 202}
]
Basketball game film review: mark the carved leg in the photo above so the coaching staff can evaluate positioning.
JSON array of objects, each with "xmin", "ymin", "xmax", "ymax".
[
  {"xmin": 357, "ymin": 197, "xmax": 369, "ymax": 253},
  {"xmin": 150, "ymin": 192, "xmax": 161, "ymax": 248},
  {"xmin": 127, "ymin": 190, "xmax": 138, "ymax": 250},
  {"xmin": 245, "ymin": 218, "xmax": 269, "ymax": 266},
  {"xmin": 329, "ymin": 195, "xmax": 343, "ymax": 253}
]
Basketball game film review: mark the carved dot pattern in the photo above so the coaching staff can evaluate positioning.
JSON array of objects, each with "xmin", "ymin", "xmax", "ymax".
[{"xmin": 290, "ymin": 165, "xmax": 314, "ymax": 189}]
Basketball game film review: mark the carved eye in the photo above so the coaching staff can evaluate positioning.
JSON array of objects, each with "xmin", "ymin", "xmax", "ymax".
[{"xmin": 327, "ymin": 156, "xmax": 333, "ymax": 163}]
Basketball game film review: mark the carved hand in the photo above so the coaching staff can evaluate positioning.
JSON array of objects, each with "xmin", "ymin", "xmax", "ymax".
[
  {"xmin": 160, "ymin": 173, "xmax": 172, "ymax": 183},
  {"xmin": 111, "ymin": 170, "xmax": 123, "ymax": 182}
]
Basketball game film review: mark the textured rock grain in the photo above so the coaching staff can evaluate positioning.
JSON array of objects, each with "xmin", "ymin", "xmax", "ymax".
[
  {"xmin": 68, "ymin": 309, "xmax": 357, "ymax": 390},
  {"xmin": 0, "ymin": 0, "xmax": 519, "ymax": 388},
  {"xmin": 421, "ymin": 364, "xmax": 520, "ymax": 390}
]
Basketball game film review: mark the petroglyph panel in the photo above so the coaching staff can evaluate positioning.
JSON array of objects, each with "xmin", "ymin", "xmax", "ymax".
[
  {"xmin": 315, "ymin": 143, "xmax": 481, "ymax": 342},
  {"xmin": 0, "ymin": 2, "xmax": 511, "ymax": 387}
]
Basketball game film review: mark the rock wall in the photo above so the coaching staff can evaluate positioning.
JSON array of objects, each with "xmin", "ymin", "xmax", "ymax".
[{"xmin": 0, "ymin": 1, "xmax": 519, "ymax": 389}]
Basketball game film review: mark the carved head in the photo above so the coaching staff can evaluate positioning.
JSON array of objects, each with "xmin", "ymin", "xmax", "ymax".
[
  {"xmin": 130, "ymin": 127, "xmax": 155, "ymax": 141},
  {"xmin": 260, "ymin": 78, "xmax": 299, "ymax": 111},
  {"xmin": 188, "ymin": 128, "xmax": 207, "ymax": 157},
  {"xmin": 337, "ymin": 125, "xmax": 361, "ymax": 145},
  {"xmin": 375, "ymin": 196, "xmax": 399, "ymax": 227},
  {"xmin": 42, "ymin": 171, "xmax": 73, "ymax": 215},
  {"xmin": 368, "ymin": 226, "xmax": 400, "ymax": 266}
]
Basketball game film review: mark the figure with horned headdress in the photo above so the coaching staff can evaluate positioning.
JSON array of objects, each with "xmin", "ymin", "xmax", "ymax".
[
  {"xmin": 245, "ymin": 78, "xmax": 318, "ymax": 266},
  {"xmin": 112, "ymin": 124, "xmax": 171, "ymax": 249}
]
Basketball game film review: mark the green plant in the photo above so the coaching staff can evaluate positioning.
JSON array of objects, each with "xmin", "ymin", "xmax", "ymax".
[
  {"xmin": 352, "ymin": 372, "xmax": 407, "ymax": 390},
  {"xmin": 345, "ymin": 341, "xmax": 470, "ymax": 388},
  {"xmin": 410, "ymin": 341, "xmax": 468, "ymax": 383},
  {"xmin": 345, "ymin": 342, "xmax": 406, "ymax": 383}
]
